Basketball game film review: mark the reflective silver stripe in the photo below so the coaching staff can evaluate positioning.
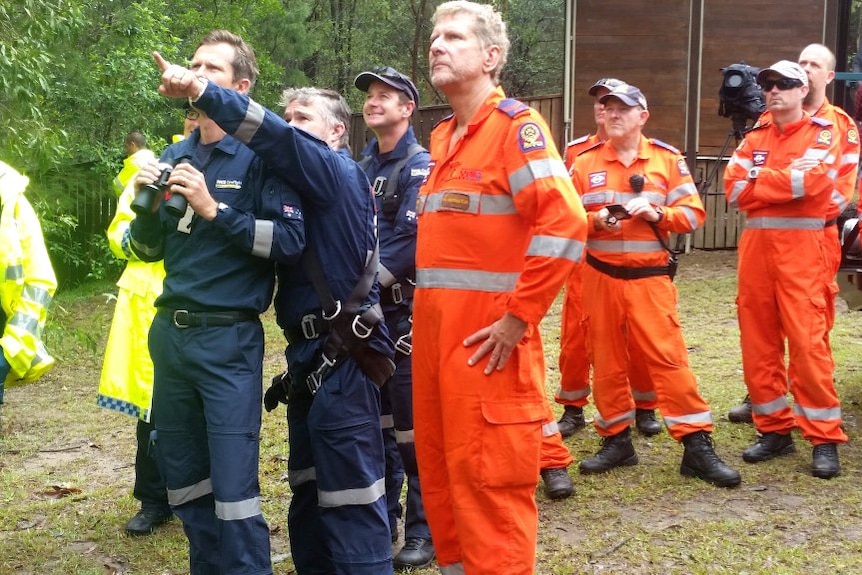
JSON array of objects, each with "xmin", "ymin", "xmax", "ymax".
[
  {"xmin": 395, "ymin": 428, "xmax": 415, "ymax": 444},
  {"xmin": 380, "ymin": 413, "xmax": 394, "ymax": 429},
  {"xmin": 642, "ymin": 191, "xmax": 666, "ymax": 206},
  {"xmin": 130, "ymin": 236, "xmax": 162, "ymax": 259},
  {"xmin": 167, "ymin": 478, "xmax": 213, "ymax": 506},
  {"xmin": 728, "ymin": 179, "xmax": 747, "ymax": 206},
  {"xmin": 215, "ymin": 496, "xmax": 261, "ymax": 521},
  {"xmin": 22, "ymin": 284, "xmax": 52, "ymax": 307},
  {"xmin": 509, "ymin": 158, "xmax": 569, "ymax": 197},
  {"xmin": 843, "ymin": 152, "xmax": 859, "ymax": 166},
  {"xmin": 594, "ymin": 409, "xmax": 635, "ymax": 430},
  {"xmin": 631, "ymin": 390, "xmax": 656, "ymax": 402},
  {"xmin": 378, "ymin": 264, "xmax": 397, "ymax": 288},
  {"xmin": 792, "ymin": 403, "xmax": 842, "ymax": 421},
  {"xmin": 542, "ymin": 421, "xmax": 560, "ymax": 437},
  {"xmin": 666, "ymin": 182, "xmax": 699, "ymax": 204},
  {"xmin": 421, "ymin": 191, "xmax": 516, "ymax": 215},
  {"xmin": 479, "ymin": 194, "xmax": 517, "ymax": 214},
  {"xmin": 678, "ymin": 205, "xmax": 700, "ymax": 231},
  {"xmin": 441, "ymin": 563, "xmax": 466, "ymax": 575},
  {"xmin": 744, "ymin": 217, "xmax": 824, "ymax": 230},
  {"xmin": 728, "ymin": 154, "xmax": 753, "ymax": 171},
  {"xmin": 318, "ymin": 476, "xmax": 386, "ymax": 508},
  {"xmin": 5, "ymin": 264, "xmax": 23, "ymax": 281},
  {"xmin": 9, "ymin": 313, "xmax": 39, "ymax": 335},
  {"xmin": 790, "ymin": 168, "xmax": 805, "ymax": 199},
  {"xmin": 586, "ymin": 239, "xmax": 664, "ymax": 253},
  {"xmin": 416, "ymin": 268, "xmax": 518, "ymax": 293},
  {"xmin": 581, "ymin": 191, "xmax": 636, "ymax": 206},
  {"xmin": 751, "ymin": 395, "xmax": 791, "ymax": 416},
  {"xmin": 235, "ymin": 99, "xmax": 265, "ymax": 144},
  {"xmin": 556, "ymin": 387, "xmax": 590, "ymax": 401},
  {"xmin": 527, "ymin": 235, "xmax": 584, "ymax": 262},
  {"xmin": 252, "ymin": 220, "xmax": 274, "ymax": 258},
  {"xmin": 827, "ymin": 168, "xmax": 838, "ymax": 181},
  {"xmin": 662, "ymin": 410, "xmax": 713, "ymax": 427},
  {"xmin": 831, "ymin": 190, "xmax": 849, "ymax": 211},
  {"xmin": 802, "ymin": 148, "xmax": 831, "ymax": 162},
  {"xmin": 288, "ymin": 467, "xmax": 317, "ymax": 489}
]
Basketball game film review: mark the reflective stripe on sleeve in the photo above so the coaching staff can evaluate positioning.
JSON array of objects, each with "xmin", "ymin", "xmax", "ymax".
[
  {"xmin": 790, "ymin": 169, "xmax": 805, "ymax": 199},
  {"xmin": 252, "ymin": 220, "xmax": 274, "ymax": 259},
  {"xmin": 728, "ymin": 180, "xmax": 747, "ymax": 206},
  {"xmin": 728, "ymin": 154, "xmax": 753, "ymax": 171},
  {"xmin": 235, "ymin": 99, "xmax": 266, "ymax": 144},
  {"xmin": 508, "ymin": 158, "xmax": 570, "ymax": 197},
  {"xmin": 666, "ymin": 182, "xmax": 699, "ymax": 204},
  {"xmin": 526, "ymin": 235, "xmax": 584, "ymax": 262},
  {"xmin": 4, "ymin": 264, "xmax": 22, "ymax": 281},
  {"xmin": 22, "ymin": 284, "xmax": 52, "ymax": 307}
]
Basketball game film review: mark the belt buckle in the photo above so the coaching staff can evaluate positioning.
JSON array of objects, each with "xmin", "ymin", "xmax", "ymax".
[
  {"xmin": 390, "ymin": 283, "xmax": 403, "ymax": 305},
  {"xmin": 173, "ymin": 309, "xmax": 191, "ymax": 329},
  {"xmin": 301, "ymin": 313, "xmax": 319, "ymax": 339},
  {"xmin": 306, "ymin": 371, "xmax": 323, "ymax": 396}
]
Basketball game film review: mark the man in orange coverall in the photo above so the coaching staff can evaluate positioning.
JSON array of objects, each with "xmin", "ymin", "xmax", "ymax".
[
  {"xmin": 557, "ymin": 77, "xmax": 662, "ymax": 439},
  {"xmin": 572, "ymin": 82, "xmax": 741, "ymax": 489},
  {"xmin": 412, "ymin": 2, "xmax": 586, "ymax": 573},
  {"xmin": 723, "ymin": 60, "xmax": 847, "ymax": 479},
  {"xmin": 727, "ymin": 44, "xmax": 860, "ymax": 425}
]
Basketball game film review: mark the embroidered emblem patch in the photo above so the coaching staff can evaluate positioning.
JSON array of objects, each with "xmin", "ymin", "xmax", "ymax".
[
  {"xmin": 518, "ymin": 122, "xmax": 546, "ymax": 152},
  {"xmin": 440, "ymin": 192, "xmax": 471, "ymax": 211},
  {"xmin": 817, "ymin": 129, "xmax": 832, "ymax": 146},
  {"xmin": 677, "ymin": 159, "xmax": 690, "ymax": 176},
  {"xmin": 752, "ymin": 150, "xmax": 769, "ymax": 166},
  {"xmin": 589, "ymin": 171, "xmax": 607, "ymax": 188},
  {"xmin": 215, "ymin": 179, "xmax": 242, "ymax": 189},
  {"xmin": 849, "ymin": 129, "xmax": 859, "ymax": 145},
  {"xmin": 282, "ymin": 205, "xmax": 303, "ymax": 219}
]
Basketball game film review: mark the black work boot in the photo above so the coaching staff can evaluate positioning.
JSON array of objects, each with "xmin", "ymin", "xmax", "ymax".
[
  {"xmin": 394, "ymin": 538, "xmax": 435, "ymax": 570},
  {"xmin": 635, "ymin": 408, "xmax": 662, "ymax": 436},
  {"xmin": 680, "ymin": 431, "xmax": 741, "ymax": 488},
  {"xmin": 742, "ymin": 431, "xmax": 795, "ymax": 463},
  {"xmin": 557, "ymin": 405, "xmax": 586, "ymax": 438},
  {"xmin": 727, "ymin": 394, "xmax": 753, "ymax": 424},
  {"xmin": 579, "ymin": 427, "xmax": 638, "ymax": 474},
  {"xmin": 811, "ymin": 443, "xmax": 840, "ymax": 479},
  {"xmin": 540, "ymin": 467, "xmax": 574, "ymax": 500},
  {"xmin": 125, "ymin": 508, "xmax": 172, "ymax": 536}
]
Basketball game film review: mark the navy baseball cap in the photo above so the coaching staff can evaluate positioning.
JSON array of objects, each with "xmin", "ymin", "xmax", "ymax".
[
  {"xmin": 588, "ymin": 78, "xmax": 624, "ymax": 97},
  {"xmin": 354, "ymin": 66, "xmax": 420, "ymax": 104},
  {"xmin": 599, "ymin": 83, "xmax": 648, "ymax": 110}
]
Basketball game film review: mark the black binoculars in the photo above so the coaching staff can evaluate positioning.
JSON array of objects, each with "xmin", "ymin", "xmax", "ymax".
[{"xmin": 130, "ymin": 157, "xmax": 192, "ymax": 217}]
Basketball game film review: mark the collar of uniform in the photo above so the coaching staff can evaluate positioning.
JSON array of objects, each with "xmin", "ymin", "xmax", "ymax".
[
  {"xmin": 602, "ymin": 134, "xmax": 652, "ymax": 162},
  {"xmin": 467, "ymin": 85, "xmax": 507, "ymax": 137}
]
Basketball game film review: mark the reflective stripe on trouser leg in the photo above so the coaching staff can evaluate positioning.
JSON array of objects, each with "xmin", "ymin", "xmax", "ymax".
[
  {"xmin": 539, "ymin": 409, "xmax": 574, "ymax": 470},
  {"xmin": 150, "ymin": 314, "xmax": 272, "ymax": 575},
  {"xmin": 557, "ymin": 264, "xmax": 591, "ymax": 407},
  {"xmin": 381, "ymin": 383, "xmax": 404, "ymax": 536},
  {"xmin": 290, "ymin": 357, "xmax": 392, "ymax": 575}
]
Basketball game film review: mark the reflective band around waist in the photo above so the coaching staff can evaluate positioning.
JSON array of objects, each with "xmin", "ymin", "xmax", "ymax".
[
  {"xmin": 744, "ymin": 217, "xmax": 825, "ymax": 230},
  {"xmin": 167, "ymin": 478, "xmax": 213, "ymax": 506},
  {"xmin": 318, "ymin": 476, "xmax": 386, "ymax": 508},
  {"xmin": 416, "ymin": 268, "xmax": 518, "ymax": 292},
  {"xmin": 215, "ymin": 496, "xmax": 261, "ymax": 521}
]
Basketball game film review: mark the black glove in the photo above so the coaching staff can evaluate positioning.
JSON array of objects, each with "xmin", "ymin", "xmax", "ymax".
[{"xmin": 264, "ymin": 371, "xmax": 290, "ymax": 412}]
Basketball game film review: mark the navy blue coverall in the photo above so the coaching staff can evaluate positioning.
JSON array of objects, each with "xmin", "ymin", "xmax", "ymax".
[
  {"xmin": 358, "ymin": 128, "xmax": 432, "ymax": 544},
  {"xmin": 129, "ymin": 130, "xmax": 306, "ymax": 575},
  {"xmin": 193, "ymin": 84, "xmax": 396, "ymax": 575}
]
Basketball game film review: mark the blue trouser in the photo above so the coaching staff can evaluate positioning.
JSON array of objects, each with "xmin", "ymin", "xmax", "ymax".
[
  {"xmin": 134, "ymin": 418, "xmax": 170, "ymax": 513},
  {"xmin": 286, "ymin": 357, "xmax": 393, "ymax": 575},
  {"xmin": 380, "ymin": 384, "xmax": 404, "ymax": 538},
  {"xmin": 150, "ymin": 313, "xmax": 272, "ymax": 575}
]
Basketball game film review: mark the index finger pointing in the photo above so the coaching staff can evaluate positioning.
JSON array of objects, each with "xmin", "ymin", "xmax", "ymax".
[{"xmin": 152, "ymin": 51, "xmax": 170, "ymax": 72}]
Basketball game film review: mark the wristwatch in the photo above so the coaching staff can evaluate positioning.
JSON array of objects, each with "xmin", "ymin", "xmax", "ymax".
[
  {"xmin": 748, "ymin": 166, "xmax": 760, "ymax": 180},
  {"xmin": 216, "ymin": 202, "xmax": 229, "ymax": 215}
]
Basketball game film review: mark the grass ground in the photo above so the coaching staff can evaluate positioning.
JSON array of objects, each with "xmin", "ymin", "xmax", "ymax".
[{"xmin": 2, "ymin": 249, "xmax": 862, "ymax": 574}]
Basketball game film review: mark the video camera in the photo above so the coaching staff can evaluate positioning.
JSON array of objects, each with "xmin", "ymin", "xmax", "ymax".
[
  {"xmin": 718, "ymin": 62, "xmax": 765, "ymax": 134},
  {"xmin": 130, "ymin": 156, "xmax": 192, "ymax": 217}
]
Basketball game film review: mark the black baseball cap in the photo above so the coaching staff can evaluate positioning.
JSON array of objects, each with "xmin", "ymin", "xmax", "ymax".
[{"xmin": 354, "ymin": 66, "xmax": 420, "ymax": 104}]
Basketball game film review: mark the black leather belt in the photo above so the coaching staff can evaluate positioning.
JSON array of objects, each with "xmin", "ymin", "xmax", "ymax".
[
  {"xmin": 284, "ymin": 313, "xmax": 330, "ymax": 344},
  {"xmin": 586, "ymin": 253, "xmax": 671, "ymax": 280},
  {"xmin": 161, "ymin": 309, "xmax": 257, "ymax": 329},
  {"xmin": 380, "ymin": 281, "xmax": 415, "ymax": 305}
]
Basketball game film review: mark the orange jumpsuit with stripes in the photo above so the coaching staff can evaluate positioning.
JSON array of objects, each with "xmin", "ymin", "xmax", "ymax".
[
  {"xmin": 413, "ymin": 87, "xmax": 586, "ymax": 575},
  {"xmin": 557, "ymin": 135, "xmax": 658, "ymax": 413},
  {"xmin": 572, "ymin": 136, "xmax": 709, "ymax": 441},
  {"xmin": 724, "ymin": 113, "xmax": 847, "ymax": 445}
]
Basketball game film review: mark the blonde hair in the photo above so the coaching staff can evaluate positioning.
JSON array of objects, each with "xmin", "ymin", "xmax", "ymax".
[{"xmin": 432, "ymin": 1, "xmax": 510, "ymax": 85}]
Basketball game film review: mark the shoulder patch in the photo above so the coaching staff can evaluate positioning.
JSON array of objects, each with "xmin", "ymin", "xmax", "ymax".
[
  {"xmin": 677, "ymin": 158, "xmax": 691, "ymax": 176},
  {"xmin": 817, "ymin": 128, "xmax": 833, "ymax": 146},
  {"xmin": 811, "ymin": 115, "xmax": 833, "ymax": 127},
  {"xmin": 566, "ymin": 134, "xmax": 590, "ymax": 148},
  {"xmin": 650, "ymin": 138, "xmax": 681, "ymax": 155},
  {"xmin": 497, "ymin": 98, "xmax": 530, "ymax": 118},
  {"xmin": 848, "ymin": 128, "xmax": 859, "ymax": 145},
  {"xmin": 518, "ymin": 122, "xmax": 547, "ymax": 152}
]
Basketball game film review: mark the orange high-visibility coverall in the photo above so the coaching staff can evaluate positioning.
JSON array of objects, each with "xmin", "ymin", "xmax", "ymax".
[
  {"xmin": 557, "ymin": 135, "xmax": 658, "ymax": 413},
  {"xmin": 724, "ymin": 113, "xmax": 848, "ymax": 445},
  {"xmin": 572, "ymin": 137, "xmax": 708, "ymax": 441},
  {"xmin": 413, "ymin": 87, "xmax": 586, "ymax": 575}
]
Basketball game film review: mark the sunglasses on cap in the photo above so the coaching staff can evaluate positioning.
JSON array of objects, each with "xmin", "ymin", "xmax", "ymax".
[{"xmin": 760, "ymin": 78, "xmax": 804, "ymax": 91}]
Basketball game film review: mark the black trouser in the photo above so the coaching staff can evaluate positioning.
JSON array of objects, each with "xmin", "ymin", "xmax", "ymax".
[{"xmin": 133, "ymin": 418, "xmax": 170, "ymax": 513}]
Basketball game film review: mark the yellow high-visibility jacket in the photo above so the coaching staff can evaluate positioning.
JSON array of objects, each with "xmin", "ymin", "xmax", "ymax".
[
  {"xmin": 112, "ymin": 149, "xmax": 155, "ymax": 197},
  {"xmin": 0, "ymin": 161, "xmax": 57, "ymax": 386}
]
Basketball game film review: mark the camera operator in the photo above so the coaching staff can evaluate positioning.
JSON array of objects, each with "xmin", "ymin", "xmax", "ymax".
[
  {"xmin": 572, "ymin": 83, "xmax": 741, "ymax": 488},
  {"xmin": 129, "ymin": 30, "xmax": 306, "ymax": 574},
  {"xmin": 723, "ymin": 60, "xmax": 846, "ymax": 479}
]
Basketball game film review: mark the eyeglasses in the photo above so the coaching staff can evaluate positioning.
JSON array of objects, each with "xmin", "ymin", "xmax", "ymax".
[
  {"xmin": 760, "ymin": 78, "xmax": 804, "ymax": 91},
  {"xmin": 185, "ymin": 109, "xmax": 200, "ymax": 120}
]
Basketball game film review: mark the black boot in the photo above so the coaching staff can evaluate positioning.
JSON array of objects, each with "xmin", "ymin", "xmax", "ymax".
[
  {"xmin": 811, "ymin": 443, "xmax": 840, "ymax": 479},
  {"xmin": 727, "ymin": 395, "xmax": 753, "ymax": 424},
  {"xmin": 635, "ymin": 409, "xmax": 662, "ymax": 436},
  {"xmin": 579, "ymin": 427, "xmax": 637, "ymax": 474},
  {"xmin": 742, "ymin": 431, "xmax": 795, "ymax": 463},
  {"xmin": 557, "ymin": 405, "xmax": 586, "ymax": 438},
  {"xmin": 680, "ymin": 431, "xmax": 741, "ymax": 488},
  {"xmin": 540, "ymin": 467, "xmax": 574, "ymax": 500},
  {"xmin": 125, "ymin": 508, "xmax": 172, "ymax": 536},
  {"xmin": 394, "ymin": 538, "xmax": 435, "ymax": 570}
]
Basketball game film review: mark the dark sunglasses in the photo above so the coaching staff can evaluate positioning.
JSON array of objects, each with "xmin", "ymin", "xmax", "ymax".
[
  {"xmin": 185, "ymin": 109, "xmax": 200, "ymax": 120},
  {"xmin": 760, "ymin": 78, "xmax": 804, "ymax": 91}
]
